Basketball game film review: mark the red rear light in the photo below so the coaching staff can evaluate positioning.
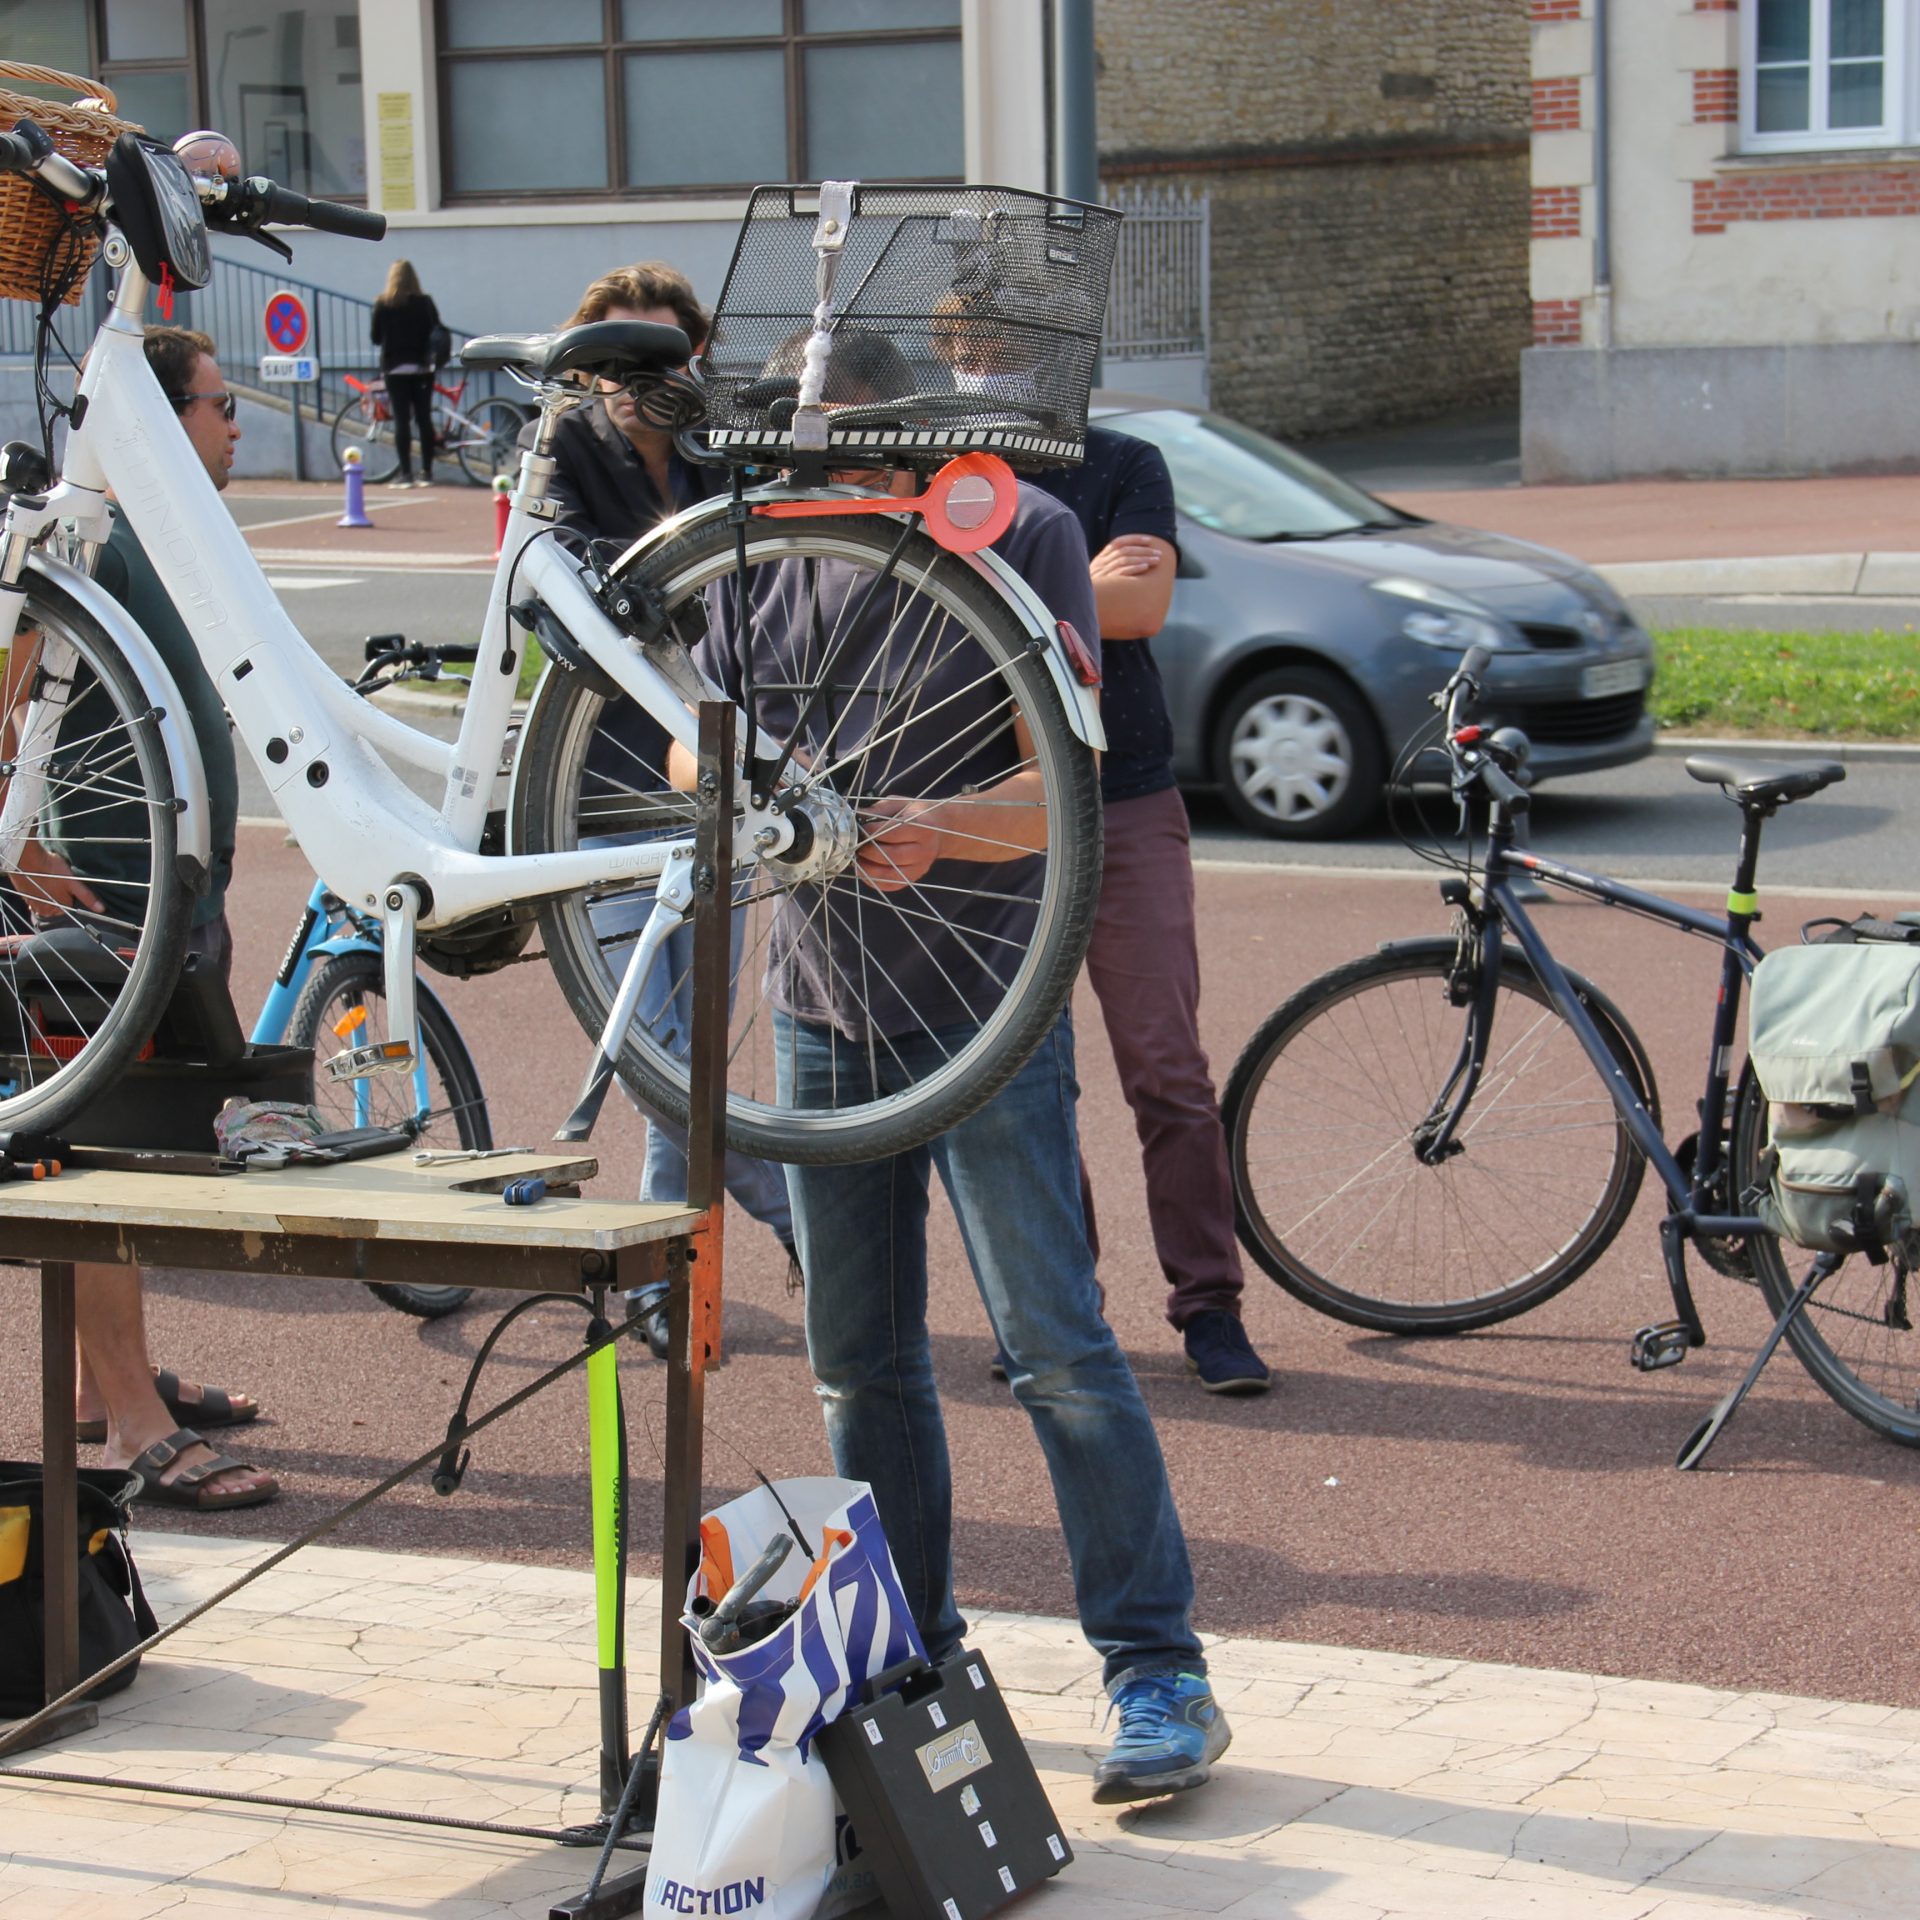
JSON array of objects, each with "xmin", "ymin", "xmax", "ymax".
[
  {"xmin": 1058, "ymin": 620, "xmax": 1101, "ymax": 687},
  {"xmin": 1452, "ymin": 725, "xmax": 1485, "ymax": 745}
]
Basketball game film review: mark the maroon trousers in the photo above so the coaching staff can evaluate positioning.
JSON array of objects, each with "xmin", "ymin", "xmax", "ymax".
[{"xmin": 1078, "ymin": 785, "xmax": 1247, "ymax": 1327}]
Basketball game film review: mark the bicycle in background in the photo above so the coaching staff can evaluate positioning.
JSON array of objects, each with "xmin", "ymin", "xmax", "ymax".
[
  {"xmin": 329, "ymin": 371, "xmax": 530, "ymax": 486},
  {"xmin": 249, "ymin": 637, "xmax": 496, "ymax": 1320},
  {"xmin": 1220, "ymin": 644, "xmax": 1898, "ymax": 1467}
]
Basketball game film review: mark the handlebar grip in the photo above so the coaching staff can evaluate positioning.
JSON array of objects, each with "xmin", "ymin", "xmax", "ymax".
[
  {"xmin": 0, "ymin": 131, "xmax": 34, "ymax": 174},
  {"xmin": 253, "ymin": 179, "xmax": 386, "ymax": 240},
  {"xmin": 1459, "ymin": 644, "xmax": 1492, "ymax": 684},
  {"xmin": 1483, "ymin": 762, "xmax": 1531, "ymax": 817},
  {"xmin": 305, "ymin": 196, "xmax": 386, "ymax": 242}
]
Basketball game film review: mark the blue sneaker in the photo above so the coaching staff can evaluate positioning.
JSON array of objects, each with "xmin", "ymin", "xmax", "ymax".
[
  {"xmin": 1182, "ymin": 1310, "xmax": 1272, "ymax": 1395},
  {"xmin": 1092, "ymin": 1669, "xmax": 1231, "ymax": 1804}
]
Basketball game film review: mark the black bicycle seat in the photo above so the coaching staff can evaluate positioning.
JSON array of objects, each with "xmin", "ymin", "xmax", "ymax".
[
  {"xmin": 1683, "ymin": 754, "xmax": 1845, "ymax": 806},
  {"xmin": 459, "ymin": 320, "xmax": 691, "ymax": 382}
]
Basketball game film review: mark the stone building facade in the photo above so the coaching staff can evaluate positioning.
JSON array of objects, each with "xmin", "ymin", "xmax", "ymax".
[{"xmin": 1094, "ymin": 0, "xmax": 1532, "ymax": 439}]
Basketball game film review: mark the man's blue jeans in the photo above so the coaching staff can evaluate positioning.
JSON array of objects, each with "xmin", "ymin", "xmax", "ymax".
[{"xmin": 776, "ymin": 1008, "xmax": 1202, "ymax": 1687}]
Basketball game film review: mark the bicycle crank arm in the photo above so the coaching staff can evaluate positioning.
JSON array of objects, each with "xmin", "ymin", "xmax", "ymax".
[{"xmin": 555, "ymin": 846, "xmax": 694, "ymax": 1145}]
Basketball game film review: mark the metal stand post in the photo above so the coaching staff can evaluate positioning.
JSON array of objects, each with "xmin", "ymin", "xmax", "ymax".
[{"xmin": 553, "ymin": 699, "xmax": 735, "ymax": 1920}]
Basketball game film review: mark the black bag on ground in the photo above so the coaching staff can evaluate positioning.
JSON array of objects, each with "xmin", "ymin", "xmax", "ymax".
[{"xmin": 0, "ymin": 1461, "xmax": 156, "ymax": 1718}]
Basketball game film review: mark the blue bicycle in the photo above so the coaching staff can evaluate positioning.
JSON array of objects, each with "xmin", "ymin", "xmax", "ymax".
[{"xmin": 253, "ymin": 638, "xmax": 496, "ymax": 1319}]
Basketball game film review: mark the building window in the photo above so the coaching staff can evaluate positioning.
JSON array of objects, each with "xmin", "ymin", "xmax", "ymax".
[
  {"xmin": 436, "ymin": 0, "xmax": 964, "ymax": 202},
  {"xmin": 0, "ymin": 0, "xmax": 365, "ymax": 199},
  {"xmin": 1743, "ymin": 0, "xmax": 1911, "ymax": 151}
]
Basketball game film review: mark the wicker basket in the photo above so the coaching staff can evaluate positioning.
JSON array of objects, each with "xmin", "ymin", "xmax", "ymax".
[{"xmin": 0, "ymin": 64, "xmax": 140, "ymax": 305}]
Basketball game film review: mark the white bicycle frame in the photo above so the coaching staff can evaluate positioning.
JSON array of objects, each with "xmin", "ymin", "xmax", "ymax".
[{"xmin": 0, "ymin": 253, "xmax": 1103, "ymax": 1080}]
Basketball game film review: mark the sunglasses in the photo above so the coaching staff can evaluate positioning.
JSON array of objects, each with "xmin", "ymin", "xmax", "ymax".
[{"xmin": 174, "ymin": 390, "xmax": 238, "ymax": 422}]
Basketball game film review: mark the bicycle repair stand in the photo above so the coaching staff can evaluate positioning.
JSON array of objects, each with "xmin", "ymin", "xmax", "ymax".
[{"xmin": 549, "ymin": 699, "xmax": 736, "ymax": 1920}]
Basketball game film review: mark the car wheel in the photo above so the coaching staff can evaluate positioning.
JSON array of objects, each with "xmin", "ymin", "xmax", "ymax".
[{"xmin": 1211, "ymin": 665, "xmax": 1382, "ymax": 840}]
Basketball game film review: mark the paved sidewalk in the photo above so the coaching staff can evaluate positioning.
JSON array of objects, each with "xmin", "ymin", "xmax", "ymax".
[
  {"xmin": 3, "ymin": 1536, "xmax": 1918, "ymax": 1918},
  {"xmin": 234, "ymin": 468, "xmax": 1920, "ymax": 597}
]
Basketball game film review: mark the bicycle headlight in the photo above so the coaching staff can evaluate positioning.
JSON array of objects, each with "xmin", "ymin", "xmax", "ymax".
[{"xmin": 1371, "ymin": 576, "xmax": 1516, "ymax": 652}]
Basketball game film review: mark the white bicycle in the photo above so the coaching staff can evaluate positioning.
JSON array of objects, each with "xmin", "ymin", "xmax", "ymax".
[{"xmin": 0, "ymin": 132, "xmax": 1115, "ymax": 1163}]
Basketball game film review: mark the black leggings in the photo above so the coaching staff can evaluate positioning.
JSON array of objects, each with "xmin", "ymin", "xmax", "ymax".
[{"xmin": 386, "ymin": 372, "xmax": 435, "ymax": 478}]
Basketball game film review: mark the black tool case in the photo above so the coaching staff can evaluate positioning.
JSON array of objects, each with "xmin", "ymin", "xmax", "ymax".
[{"xmin": 817, "ymin": 1649, "xmax": 1071, "ymax": 1920}]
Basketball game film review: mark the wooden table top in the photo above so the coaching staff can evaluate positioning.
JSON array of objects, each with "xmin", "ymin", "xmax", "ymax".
[{"xmin": 0, "ymin": 1149, "xmax": 700, "ymax": 1255}]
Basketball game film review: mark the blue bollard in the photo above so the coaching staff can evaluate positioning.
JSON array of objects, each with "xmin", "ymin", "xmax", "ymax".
[{"xmin": 337, "ymin": 447, "xmax": 373, "ymax": 529}]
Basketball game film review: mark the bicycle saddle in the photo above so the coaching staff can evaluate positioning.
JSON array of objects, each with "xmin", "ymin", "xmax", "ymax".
[
  {"xmin": 458, "ymin": 320, "xmax": 691, "ymax": 382},
  {"xmin": 1683, "ymin": 754, "xmax": 1846, "ymax": 806}
]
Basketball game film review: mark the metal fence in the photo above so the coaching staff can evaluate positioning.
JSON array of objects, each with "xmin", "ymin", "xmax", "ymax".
[
  {"xmin": 1102, "ymin": 183, "xmax": 1210, "ymax": 392},
  {"xmin": 0, "ymin": 251, "xmax": 504, "ymax": 430}
]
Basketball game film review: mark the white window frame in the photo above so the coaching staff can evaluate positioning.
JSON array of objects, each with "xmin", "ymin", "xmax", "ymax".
[{"xmin": 1741, "ymin": 0, "xmax": 1914, "ymax": 152}]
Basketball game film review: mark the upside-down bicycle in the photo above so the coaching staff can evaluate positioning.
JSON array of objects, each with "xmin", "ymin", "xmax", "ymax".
[{"xmin": 0, "ymin": 132, "xmax": 1116, "ymax": 1171}]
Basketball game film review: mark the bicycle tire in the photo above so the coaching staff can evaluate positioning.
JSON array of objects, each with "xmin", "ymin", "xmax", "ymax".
[
  {"xmin": 329, "ymin": 392, "xmax": 399, "ymax": 483},
  {"xmin": 289, "ymin": 950, "xmax": 491, "ymax": 1319},
  {"xmin": 1738, "ymin": 1067, "xmax": 1920, "ymax": 1445},
  {"xmin": 1223, "ymin": 940, "xmax": 1653, "ymax": 1333},
  {"xmin": 0, "ymin": 577, "xmax": 192, "ymax": 1134},
  {"xmin": 512, "ymin": 512, "xmax": 1102, "ymax": 1165},
  {"xmin": 454, "ymin": 397, "xmax": 530, "ymax": 487}
]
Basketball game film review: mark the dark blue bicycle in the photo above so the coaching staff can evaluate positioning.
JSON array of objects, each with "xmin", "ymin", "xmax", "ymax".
[{"xmin": 1222, "ymin": 647, "xmax": 1905, "ymax": 1465}]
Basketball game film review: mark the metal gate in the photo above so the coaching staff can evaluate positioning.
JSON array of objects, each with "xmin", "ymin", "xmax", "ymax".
[{"xmin": 1102, "ymin": 183, "xmax": 1210, "ymax": 404}]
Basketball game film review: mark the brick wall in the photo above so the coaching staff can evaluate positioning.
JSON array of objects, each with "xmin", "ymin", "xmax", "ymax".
[
  {"xmin": 1532, "ymin": 184, "xmax": 1581, "ymax": 238},
  {"xmin": 1530, "ymin": 0, "xmax": 1582, "ymax": 20},
  {"xmin": 1531, "ymin": 76, "xmax": 1582, "ymax": 132},
  {"xmin": 1532, "ymin": 298, "xmax": 1582, "ymax": 345},
  {"xmin": 1095, "ymin": 0, "xmax": 1529, "ymax": 438},
  {"xmin": 1692, "ymin": 68, "xmax": 1737, "ymax": 123},
  {"xmin": 1694, "ymin": 165, "xmax": 1920, "ymax": 232}
]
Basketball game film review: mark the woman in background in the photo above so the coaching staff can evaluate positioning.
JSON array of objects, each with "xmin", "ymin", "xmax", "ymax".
[{"xmin": 370, "ymin": 259, "xmax": 442, "ymax": 488}]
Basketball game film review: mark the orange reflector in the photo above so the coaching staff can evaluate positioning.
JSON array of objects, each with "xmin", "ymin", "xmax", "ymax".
[{"xmin": 331, "ymin": 1004, "xmax": 370, "ymax": 1040}]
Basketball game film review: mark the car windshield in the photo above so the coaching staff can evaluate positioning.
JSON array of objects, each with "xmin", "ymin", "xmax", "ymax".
[{"xmin": 1100, "ymin": 407, "xmax": 1401, "ymax": 541}]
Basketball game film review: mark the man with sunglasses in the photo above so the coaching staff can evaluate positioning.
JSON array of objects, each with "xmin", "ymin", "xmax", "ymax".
[{"xmin": 18, "ymin": 325, "xmax": 274, "ymax": 1511}]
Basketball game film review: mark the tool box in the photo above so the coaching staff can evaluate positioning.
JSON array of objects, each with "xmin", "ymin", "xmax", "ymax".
[{"xmin": 816, "ymin": 1648, "xmax": 1071, "ymax": 1920}]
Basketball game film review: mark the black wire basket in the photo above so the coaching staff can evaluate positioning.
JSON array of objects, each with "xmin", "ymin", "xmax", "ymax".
[{"xmin": 699, "ymin": 182, "xmax": 1121, "ymax": 472}]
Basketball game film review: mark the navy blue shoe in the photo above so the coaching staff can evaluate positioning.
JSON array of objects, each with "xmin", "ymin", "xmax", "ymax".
[
  {"xmin": 1182, "ymin": 1310, "xmax": 1272, "ymax": 1395},
  {"xmin": 1093, "ymin": 1669, "xmax": 1231, "ymax": 1804}
]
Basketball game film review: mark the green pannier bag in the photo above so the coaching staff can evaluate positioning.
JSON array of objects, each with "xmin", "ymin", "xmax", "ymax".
[{"xmin": 1748, "ymin": 939, "xmax": 1920, "ymax": 1255}]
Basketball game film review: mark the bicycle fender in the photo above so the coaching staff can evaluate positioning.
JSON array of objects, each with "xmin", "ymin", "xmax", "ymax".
[
  {"xmin": 25, "ymin": 551, "xmax": 213, "ymax": 882},
  {"xmin": 602, "ymin": 488, "xmax": 1107, "ymax": 752}
]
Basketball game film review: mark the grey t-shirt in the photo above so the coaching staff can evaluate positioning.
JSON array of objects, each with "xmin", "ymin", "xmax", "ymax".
[{"xmin": 695, "ymin": 485, "xmax": 1099, "ymax": 1040}]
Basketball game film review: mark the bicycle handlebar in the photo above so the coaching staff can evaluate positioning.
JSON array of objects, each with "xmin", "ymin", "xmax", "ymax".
[{"xmin": 245, "ymin": 178, "xmax": 386, "ymax": 242}]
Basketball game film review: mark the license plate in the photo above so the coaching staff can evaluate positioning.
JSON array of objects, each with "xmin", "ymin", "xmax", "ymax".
[{"xmin": 1581, "ymin": 658, "xmax": 1650, "ymax": 698}]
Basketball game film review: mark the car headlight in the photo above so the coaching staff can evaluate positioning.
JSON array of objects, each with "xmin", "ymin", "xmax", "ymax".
[{"xmin": 1369, "ymin": 576, "xmax": 1518, "ymax": 651}]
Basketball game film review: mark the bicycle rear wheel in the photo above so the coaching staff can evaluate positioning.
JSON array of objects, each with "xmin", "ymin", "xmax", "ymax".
[
  {"xmin": 290, "ymin": 950, "xmax": 490, "ymax": 1318},
  {"xmin": 0, "ymin": 576, "xmax": 192, "ymax": 1133},
  {"xmin": 1737, "ymin": 1071, "xmax": 1920, "ymax": 1444},
  {"xmin": 454, "ymin": 397, "xmax": 530, "ymax": 486},
  {"xmin": 513, "ymin": 512, "xmax": 1102, "ymax": 1165},
  {"xmin": 330, "ymin": 392, "xmax": 399, "ymax": 483},
  {"xmin": 1223, "ymin": 941, "xmax": 1652, "ymax": 1332}
]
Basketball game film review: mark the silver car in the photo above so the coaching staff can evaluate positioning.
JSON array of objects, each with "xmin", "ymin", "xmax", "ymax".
[{"xmin": 1093, "ymin": 395, "xmax": 1656, "ymax": 839}]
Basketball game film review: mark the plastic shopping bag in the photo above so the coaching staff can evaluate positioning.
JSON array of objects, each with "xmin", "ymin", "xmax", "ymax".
[{"xmin": 645, "ymin": 1477, "xmax": 923, "ymax": 1920}]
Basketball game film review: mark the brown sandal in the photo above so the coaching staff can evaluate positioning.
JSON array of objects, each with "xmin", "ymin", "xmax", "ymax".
[
  {"xmin": 124, "ymin": 1428, "xmax": 278, "ymax": 1511},
  {"xmin": 77, "ymin": 1369, "xmax": 262, "ymax": 1445}
]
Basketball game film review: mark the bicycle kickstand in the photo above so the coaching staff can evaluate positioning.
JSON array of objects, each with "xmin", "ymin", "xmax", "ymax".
[{"xmin": 1674, "ymin": 1250, "xmax": 1842, "ymax": 1471}]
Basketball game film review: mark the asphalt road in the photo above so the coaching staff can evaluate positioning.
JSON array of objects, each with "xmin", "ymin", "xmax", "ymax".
[
  {"xmin": 1187, "ymin": 750, "xmax": 1920, "ymax": 897},
  {"xmin": 6, "ymin": 825, "xmax": 1920, "ymax": 1714}
]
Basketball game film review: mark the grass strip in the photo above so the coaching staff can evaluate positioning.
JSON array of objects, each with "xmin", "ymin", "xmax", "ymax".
[{"xmin": 1651, "ymin": 627, "xmax": 1920, "ymax": 740}]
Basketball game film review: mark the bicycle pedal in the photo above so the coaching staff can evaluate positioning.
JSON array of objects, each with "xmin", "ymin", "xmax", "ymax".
[
  {"xmin": 1630, "ymin": 1321, "xmax": 1693, "ymax": 1372},
  {"xmin": 325, "ymin": 1041, "xmax": 418, "ymax": 1082}
]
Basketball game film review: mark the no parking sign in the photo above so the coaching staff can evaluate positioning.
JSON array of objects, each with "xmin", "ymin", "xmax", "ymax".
[{"xmin": 263, "ymin": 289, "xmax": 309, "ymax": 356}]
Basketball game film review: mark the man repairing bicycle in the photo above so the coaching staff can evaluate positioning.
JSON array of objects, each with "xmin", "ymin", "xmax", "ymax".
[
  {"xmin": 679, "ymin": 328, "xmax": 1232, "ymax": 1805},
  {"xmin": 7, "ymin": 326, "xmax": 276, "ymax": 1512}
]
